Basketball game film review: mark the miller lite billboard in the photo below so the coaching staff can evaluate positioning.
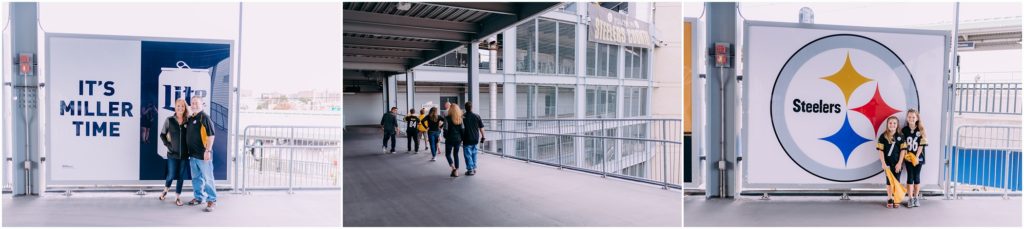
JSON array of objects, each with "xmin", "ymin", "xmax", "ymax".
[
  {"xmin": 46, "ymin": 34, "xmax": 232, "ymax": 183},
  {"xmin": 742, "ymin": 21, "xmax": 949, "ymax": 188}
]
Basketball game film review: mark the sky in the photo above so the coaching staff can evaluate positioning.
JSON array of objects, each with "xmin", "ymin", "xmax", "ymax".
[
  {"xmin": 25, "ymin": 2, "xmax": 341, "ymax": 95},
  {"xmin": 683, "ymin": 2, "xmax": 1023, "ymax": 82}
]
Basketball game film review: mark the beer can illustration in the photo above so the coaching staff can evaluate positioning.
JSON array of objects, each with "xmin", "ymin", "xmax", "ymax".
[{"xmin": 157, "ymin": 61, "xmax": 211, "ymax": 159}]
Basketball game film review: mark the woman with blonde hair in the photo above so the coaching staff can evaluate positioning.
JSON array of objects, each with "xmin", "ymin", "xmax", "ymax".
[
  {"xmin": 442, "ymin": 105, "xmax": 465, "ymax": 177},
  {"xmin": 158, "ymin": 98, "xmax": 189, "ymax": 206}
]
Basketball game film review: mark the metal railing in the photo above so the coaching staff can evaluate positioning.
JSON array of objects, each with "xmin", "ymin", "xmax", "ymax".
[
  {"xmin": 945, "ymin": 125, "xmax": 1022, "ymax": 199},
  {"xmin": 480, "ymin": 118, "xmax": 682, "ymax": 189},
  {"xmin": 239, "ymin": 125, "xmax": 341, "ymax": 194},
  {"xmin": 954, "ymin": 83, "xmax": 1022, "ymax": 115}
]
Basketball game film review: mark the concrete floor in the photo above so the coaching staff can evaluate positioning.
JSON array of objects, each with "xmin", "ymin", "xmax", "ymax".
[
  {"xmin": 2, "ymin": 190, "xmax": 341, "ymax": 227},
  {"xmin": 684, "ymin": 195, "xmax": 1022, "ymax": 227},
  {"xmin": 343, "ymin": 127, "xmax": 682, "ymax": 227}
]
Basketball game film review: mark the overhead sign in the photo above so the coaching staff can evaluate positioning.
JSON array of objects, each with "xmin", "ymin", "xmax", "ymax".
[
  {"xmin": 47, "ymin": 34, "xmax": 232, "ymax": 183},
  {"xmin": 588, "ymin": 4, "xmax": 652, "ymax": 48},
  {"xmin": 742, "ymin": 21, "xmax": 948, "ymax": 188}
]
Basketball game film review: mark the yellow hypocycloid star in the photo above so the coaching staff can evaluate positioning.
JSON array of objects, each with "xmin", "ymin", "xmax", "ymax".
[{"xmin": 821, "ymin": 52, "xmax": 873, "ymax": 104}]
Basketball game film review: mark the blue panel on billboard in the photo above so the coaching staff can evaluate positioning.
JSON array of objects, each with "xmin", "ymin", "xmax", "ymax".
[{"xmin": 139, "ymin": 41, "xmax": 230, "ymax": 181}]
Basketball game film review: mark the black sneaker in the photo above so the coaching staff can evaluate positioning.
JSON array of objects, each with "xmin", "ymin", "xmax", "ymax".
[{"xmin": 465, "ymin": 170, "xmax": 473, "ymax": 176}]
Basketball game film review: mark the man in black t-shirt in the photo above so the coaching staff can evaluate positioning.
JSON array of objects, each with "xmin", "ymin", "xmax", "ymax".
[
  {"xmin": 461, "ymin": 102, "xmax": 486, "ymax": 176},
  {"xmin": 404, "ymin": 109, "xmax": 421, "ymax": 153},
  {"xmin": 184, "ymin": 96, "xmax": 218, "ymax": 212}
]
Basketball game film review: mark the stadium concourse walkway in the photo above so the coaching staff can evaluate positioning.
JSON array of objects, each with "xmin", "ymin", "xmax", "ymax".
[
  {"xmin": 3, "ymin": 190, "xmax": 341, "ymax": 226},
  {"xmin": 343, "ymin": 126, "xmax": 681, "ymax": 227},
  {"xmin": 684, "ymin": 195, "xmax": 1021, "ymax": 227}
]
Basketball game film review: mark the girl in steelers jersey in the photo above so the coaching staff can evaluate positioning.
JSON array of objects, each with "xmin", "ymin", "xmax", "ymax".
[
  {"xmin": 877, "ymin": 116, "xmax": 907, "ymax": 208},
  {"xmin": 902, "ymin": 109, "xmax": 928, "ymax": 208}
]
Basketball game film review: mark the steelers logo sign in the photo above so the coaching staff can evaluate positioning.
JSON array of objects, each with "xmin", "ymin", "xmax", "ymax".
[{"xmin": 770, "ymin": 34, "xmax": 920, "ymax": 182}]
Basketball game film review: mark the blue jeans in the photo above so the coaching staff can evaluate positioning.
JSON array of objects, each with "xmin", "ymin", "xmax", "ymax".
[
  {"xmin": 463, "ymin": 144, "xmax": 478, "ymax": 171},
  {"xmin": 428, "ymin": 131, "xmax": 441, "ymax": 157},
  {"xmin": 164, "ymin": 157, "xmax": 188, "ymax": 194},
  {"xmin": 189, "ymin": 157, "xmax": 217, "ymax": 202}
]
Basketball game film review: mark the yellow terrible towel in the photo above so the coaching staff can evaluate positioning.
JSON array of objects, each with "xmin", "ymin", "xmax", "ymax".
[{"xmin": 885, "ymin": 167, "xmax": 907, "ymax": 203}]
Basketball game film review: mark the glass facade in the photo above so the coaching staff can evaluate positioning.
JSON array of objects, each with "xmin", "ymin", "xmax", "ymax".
[
  {"xmin": 586, "ymin": 85, "xmax": 617, "ymax": 118},
  {"xmin": 623, "ymin": 86, "xmax": 648, "ymax": 117},
  {"xmin": 516, "ymin": 19, "xmax": 536, "ymax": 72},
  {"xmin": 587, "ymin": 42, "xmax": 619, "ymax": 77},
  {"xmin": 400, "ymin": 4, "xmax": 662, "ymax": 183},
  {"xmin": 624, "ymin": 46, "xmax": 649, "ymax": 79},
  {"xmin": 516, "ymin": 84, "xmax": 576, "ymax": 119},
  {"xmin": 518, "ymin": 18, "xmax": 576, "ymax": 75}
]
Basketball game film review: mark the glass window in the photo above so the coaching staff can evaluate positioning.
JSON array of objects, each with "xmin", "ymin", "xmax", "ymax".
[
  {"xmin": 588, "ymin": 42, "xmax": 619, "ymax": 78},
  {"xmin": 558, "ymin": 22, "xmax": 576, "ymax": 75},
  {"xmin": 536, "ymin": 86, "xmax": 556, "ymax": 119},
  {"xmin": 557, "ymin": 87, "xmax": 575, "ymax": 118},
  {"xmin": 516, "ymin": 85, "xmax": 532, "ymax": 119},
  {"xmin": 537, "ymin": 19, "xmax": 557, "ymax": 74},
  {"xmin": 598, "ymin": 44, "xmax": 608, "ymax": 77},
  {"xmin": 586, "ymin": 42, "xmax": 596, "ymax": 76},
  {"xmin": 516, "ymin": 20, "xmax": 535, "ymax": 72},
  {"xmin": 561, "ymin": 2, "xmax": 577, "ymax": 13},
  {"xmin": 608, "ymin": 44, "xmax": 618, "ymax": 77},
  {"xmin": 622, "ymin": 86, "xmax": 648, "ymax": 117},
  {"xmin": 641, "ymin": 48, "xmax": 649, "ymax": 78},
  {"xmin": 623, "ymin": 47, "xmax": 649, "ymax": 79},
  {"xmin": 586, "ymin": 85, "xmax": 617, "ymax": 118}
]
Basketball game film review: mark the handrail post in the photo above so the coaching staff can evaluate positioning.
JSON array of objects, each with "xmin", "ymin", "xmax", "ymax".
[
  {"xmin": 241, "ymin": 127, "xmax": 249, "ymax": 195},
  {"xmin": 557, "ymin": 120, "xmax": 562, "ymax": 170},
  {"xmin": 1004, "ymin": 127, "xmax": 1011, "ymax": 199},
  {"xmin": 662, "ymin": 120, "xmax": 669, "ymax": 189},
  {"xmin": 288, "ymin": 128, "xmax": 295, "ymax": 194},
  {"xmin": 601, "ymin": 120, "xmax": 607, "ymax": 178}
]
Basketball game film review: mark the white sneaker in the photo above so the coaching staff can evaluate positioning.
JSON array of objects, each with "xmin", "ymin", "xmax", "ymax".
[{"xmin": 382, "ymin": 147, "xmax": 388, "ymax": 153}]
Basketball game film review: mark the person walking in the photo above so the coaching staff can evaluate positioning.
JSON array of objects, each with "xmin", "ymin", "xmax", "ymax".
[
  {"xmin": 443, "ymin": 105, "xmax": 465, "ymax": 177},
  {"xmin": 380, "ymin": 107, "xmax": 399, "ymax": 154},
  {"xmin": 404, "ymin": 109, "xmax": 421, "ymax": 153},
  {"xmin": 184, "ymin": 96, "xmax": 218, "ymax": 212},
  {"xmin": 460, "ymin": 102, "xmax": 485, "ymax": 176},
  {"xmin": 417, "ymin": 108, "xmax": 429, "ymax": 151},
  {"xmin": 424, "ymin": 107, "xmax": 444, "ymax": 161},
  {"xmin": 158, "ymin": 98, "xmax": 188, "ymax": 206}
]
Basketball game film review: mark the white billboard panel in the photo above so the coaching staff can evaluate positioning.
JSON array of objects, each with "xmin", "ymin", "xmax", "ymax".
[{"xmin": 742, "ymin": 21, "xmax": 948, "ymax": 189}]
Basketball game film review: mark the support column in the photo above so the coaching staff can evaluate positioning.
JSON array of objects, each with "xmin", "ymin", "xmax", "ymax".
[
  {"xmin": 501, "ymin": 29, "xmax": 517, "ymax": 156},
  {"xmin": 9, "ymin": 2, "xmax": 40, "ymax": 196},
  {"xmin": 387, "ymin": 74, "xmax": 397, "ymax": 111},
  {"xmin": 704, "ymin": 2, "xmax": 738, "ymax": 198},
  {"xmin": 468, "ymin": 41, "xmax": 480, "ymax": 105},
  {"xmin": 406, "ymin": 71, "xmax": 415, "ymax": 113},
  {"xmin": 488, "ymin": 82, "xmax": 497, "ymax": 152}
]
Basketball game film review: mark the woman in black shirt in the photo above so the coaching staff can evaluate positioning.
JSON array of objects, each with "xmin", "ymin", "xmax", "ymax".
[
  {"xmin": 443, "ymin": 105, "xmax": 465, "ymax": 177},
  {"xmin": 159, "ymin": 98, "xmax": 188, "ymax": 206},
  {"xmin": 424, "ymin": 107, "xmax": 444, "ymax": 162}
]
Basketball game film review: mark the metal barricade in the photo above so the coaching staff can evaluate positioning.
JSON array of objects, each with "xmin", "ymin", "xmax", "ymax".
[
  {"xmin": 946, "ymin": 125, "xmax": 1022, "ymax": 199},
  {"xmin": 954, "ymin": 83, "xmax": 1022, "ymax": 115},
  {"xmin": 239, "ymin": 126, "xmax": 341, "ymax": 194},
  {"xmin": 481, "ymin": 118, "xmax": 682, "ymax": 189}
]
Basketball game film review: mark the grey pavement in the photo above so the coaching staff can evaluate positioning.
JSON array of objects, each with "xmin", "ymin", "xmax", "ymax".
[{"xmin": 343, "ymin": 126, "xmax": 681, "ymax": 227}]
